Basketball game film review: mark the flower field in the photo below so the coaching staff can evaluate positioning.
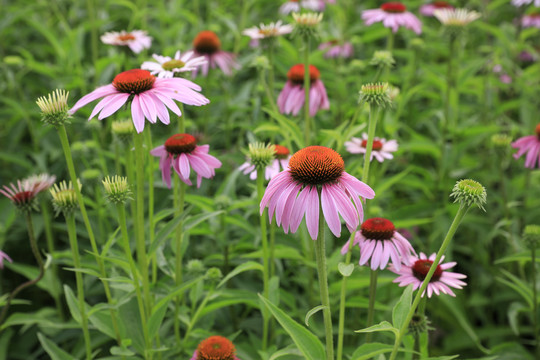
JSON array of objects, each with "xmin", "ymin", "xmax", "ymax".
[{"xmin": 0, "ymin": 1, "xmax": 539, "ymax": 359}]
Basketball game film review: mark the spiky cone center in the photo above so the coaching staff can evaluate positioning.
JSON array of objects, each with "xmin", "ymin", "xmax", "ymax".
[
  {"xmin": 165, "ymin": 134, "xmax": 197, "ymax": 155},
  {"xmin": 197, "ymin": 336, "xmax": 236, "ymax": 360},
  {"xmin": 450, "ymin": 179, "xmax": 487, "ymax": 210},
  {"xmin": 381, "ymin": 2, "xmax": 407, "ymax": 13},
  {"xmin": 412, "ymin": 259, "xmax": 443, "ymax": 282},
  {"xmin": 289, "ymin": 146, "xmax": 344, "ymax": 185},
  {"xmin": 433, "ymin": 1, "xmax": 452, "ymax": 8},
  {"xmin": 194, "ymin": 31, "xmax": 221, "ymax": 54},
  {"xmin": 536, "ymin": 123, "xmax": 540, "ymax": 139},
  {"xmin": 273, "ymin": 144, "xmax": 290, "ymax": 159},
  {"xmin": 287, "ymin": 64, "xmax": 320, "ymax": 85},
  {"xmin": 113, "ymin": 69, "xmax": 155, "ymax": 94},
  {"xmin": 118, "ymin": 33, "xmax": 136, "ymax": 41},
  {"xmin": 361, "ymin": 139, "xmax": 383, "ymax": 151},
  {"xmin": 162, "ymin": 59, "xmax": 186, "ymax": 71},
  {"xmin": 361, "ymin": 218, "xmax": 395, "ymax": 240}
]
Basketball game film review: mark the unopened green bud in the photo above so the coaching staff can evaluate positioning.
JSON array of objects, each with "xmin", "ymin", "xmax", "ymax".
[
  {"xmin": 370, "ymin": 50, "xmax": 395, "ymax": 68},
  {"xmin": 292, "ymin": 12, "xmax": 323, "ymax": 39},
  {"xmin": 246, "ymin": 142, "xmax": 275, "ymax": 170},
  {"xmin": 523, "ymin": 225, "xmax": 540, "ymax": 250},
  {"xmin": 50, "ymin": 180, "xmax": 81, "ymax": 216},
  {"xmin": 206, "ymin": 267, "xmax": 223, "ymax": 283},
  {"xmin": 491, "ymin": 133, "xmax": 512, "ymax": 148},
  {"xmin": 450, "ymin": 179, "xmax": 487, "ymax": 211},
  {"xmin": 359, "ymin": 82, "xmax": 392, "ymax": 108},
  {"xmin": 186, "ymin": 259, "xmax": 206, "ymax": 276},
  {"xmin": 36, "ymin": 89, "xmax": 71, "ymax": 127},
  {"xmin": 102, "ymin": 176, "xmax": 132, "ymax": 204},
  {"xmin": 112, "ymin": 120, "xmax": 135, "ymax": 144}
]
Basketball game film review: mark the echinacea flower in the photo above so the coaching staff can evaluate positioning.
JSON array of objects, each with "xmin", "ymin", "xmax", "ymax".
[
  {"xmin": 150, "ymin": 133, "xmax": 222, "ymax": 188},
  {"xmin": 141, "ymin": 50, "xmax": 207, "ymax": 78},
  {"xmin": 389, "ymin": 252, "xmax": 467, "ymax": 297},
  {"xmin": 23, "ymin": 174, "xmax": 56, "ymax": 194},
  {"xmin": 279, "ymin": 0, "xmax": 321, "ymax": 15},
  {"xmin": 101, "ymin": 30, "xmax": 152, "ymax": 54},
  {"xmin": 1, "ymin": 177, "xmax": 51, "ymax": 212},
  {"xmin": 362, "ymin": 2, "xmax": 422, "ymax": 34},
  {"xmin": 239, "ymin": 144, "xmax": 291, "ymax": 180},
  {"xmin": 512, "ymin": 0, "xmax": 540, "ymax": 7},
  {"xmin": 192, "ymin": 30, "xmax": 239, "ymax": 77},
  {"xmin": 0, "ymin": 250, "xmax": 13, "ymax": 269},
  {"xmin": 345, "ymin": 133, "xmax": 398, "ymax": 162},
  {"xmin": 522, "ymin": 12, "xmax": 540, "ymax": 28},
  {"xmin": 341, "ymin": 218, "xmax": 416, "ymax": 271},
  {"xmin": 419, "ymin": 1, "xmax": 454, "ymax": 17},
  {"xmin": 242, "ymin": 21, "xmax": 294, "ymax": 40},
  {"xmin": 318, "ymin": 40, "xmax": 354, "ymax": 59},
  {"xmin": 433, "ymin": 8, "xmax": 481, "ymax": 27},
  {"xmin": 260, "ymin": 146, "xmax": 375, "ymax": 240},
  {"xmin": 69, "ymin": 69, "xmax": 210, "ymax": 133},
  {"xmin": 277, "ymin": 64, "xmax": 329, "ymax": 117},
  {"xmin": 512, "ymin": 124, "xmax": 540, "ymax": 169},
  {"xmin": 190, "ymin": 336, "xmax": 240, "ymax": 360}
]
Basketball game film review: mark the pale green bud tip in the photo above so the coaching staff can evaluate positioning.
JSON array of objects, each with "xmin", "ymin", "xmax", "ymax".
[
  {"xmin": 186, "ymin": 259, "xmax": 206, "ymax": 276},
  {"xmin": 491, "ymin": 133, "xmax": 512, "ymax": 147},
  {"xmin": 102, "ymin": 176, "xmax": 132, "ymax": 204},
  {"xmin": 450, "ymin": 179, "xmax": 487, "ymax": 211},
  {"xmin": 251, "ymin": 56, "xmax": 270, "ymax": 70},
  {"xmin": 292, "ymin": 12, "xmax": 323, "ymax": 27},
  {"xmin": 205, "ymin": 267, "xmax": 223, "ymax": 282},
  {"xmin": 523, "ymin": 225, "xmax": 540, "ymax": 249},
  {"xmin": 112, "ymin": 120, "xmax": 135, "ymax": 136},
  {"xmin": 36, "ymin": 89, "xmax": 71, "ymax": 126},
  {"xmin": 359, "ymin": 82, "xmax": 392, "ymax": 108},
  {"xmin": 247, "ymin": 142, "xmax": 276, "ymax": 169},
  {"xmin": 50, "ymin": 180, "xmax": 81, "ymax": 215},
  {"xmin": 370, "ymin": 50, "xmax": 395, "ymax": 68}
]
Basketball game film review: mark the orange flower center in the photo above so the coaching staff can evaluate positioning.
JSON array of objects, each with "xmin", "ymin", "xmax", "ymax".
[
  {"xmin": 194, "ymin": 30, "xmax": 221, "ymax": 55},
  {"xmin": 112, "ymin": 69, "xmax": 155, "ymax": 94},
  {"xmin": 361, "ymin": 139, "xmax": 383, "ymax": 151},
  {"xmin": 289, "ymin": 146, "xmax": 344, "ymax": 185},
  {"xmin": 274, "ymin": 144, "xmax": 290, "ymax": 159},
  {"xmin": 117, "ymin": 34, "xmax": 136, "ymax": 41},
  {"xmin": 164, "ymin": 134, "xmax": 197, "ymax": 155},
  {"xmin": 196, "ymin": 336, "xmax": 236, "ymax": 360},
  {"xmin": 412, "ymin": 259, "xmax": 443, "ymax": 282},
  {"xmin": 381, "ymin": 2, "xmax": 407, "ymax": 13},
  {"xmin": 361, "ymin": 218, "xmax": 395, "ymax": 240},
  {"xmin": 433, "ymin": 1, "xmax": 452, "ymax": 8},
  {"xmin": 287, "ymin": 64, "xmax": 320, "ymax": 85}
]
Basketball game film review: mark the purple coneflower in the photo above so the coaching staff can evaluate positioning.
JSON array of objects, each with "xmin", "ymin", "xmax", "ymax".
[
  {"xmin": 101, "ymin": 30, "xmax": 152, "ymax": 54},
  {"xmin": 362, "ymin": 2, "xmax": 422, "ymax": 34},
  {"xmin": 69, "ymin": 69, "xmax": 209, "ymax": 133},
  {"xmin": 192, "ymin": 31, "xmax": 239, "ymax": 77},
  {"xmin": 141, "ymin": 51, "xmax": 207, "ymax": 78},
  {"xmin": 243, "ymin": 21, "xmax": 293, "ymax": 41},
  {"xmin": 1, "ymin": 175, "xmax": 55, "ymax": 211},
  {"xmin": 150, "ymin": 133, "xmax": 221, "ymax": 188},
  {"xmin": 318, "ymin": 40, "xmax": 354, "ymax": 59},
  {"xmin": 190, "ymin": 336, "xmax": 240, "ymax": 360},
  {"xmin": 0, "ymin": 250, "xmax": 13, "ymax": 269},
  {"xmin": 239, "ymin": 144, "xmax": 291, "ymax": 180},
  {"xmin": 277, "ymin": 64, "xmax": 329, "ymax": 117},
  {"xmin": 345, "ymin": 133, "xmax": 398, "ymax": 163},
  {"xmin": 260, "ymin": 146, "xmax": 375, "ymax": 240},
  {"xmin": 279, "ymin": 0, "xmax": 321, "ymax": 15},
  {"xmin": 512, "ymin": 0, "xmax": 540, "ymax": 7},
  {"xmin": 389, "ymin": 252, "xmax": 467, "ymax": 297},
  {"xmin": 419, "ymin": 1, "xmax": 454, "ymax": 17},
  {"xmin": 522, "ymin": 12, "xmax": 540, "ymax": 28},
  {"xmin": 512, "ymin": 123, "xmax": 540, "ymax": 169},
  {"xmin": 341, "ymin": 218, "xmax": 416, "ymax": 271}
]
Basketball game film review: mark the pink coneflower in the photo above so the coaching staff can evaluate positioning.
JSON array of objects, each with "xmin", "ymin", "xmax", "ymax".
[
  {"xmin": 512, "ymin": 0, "xmax": 540, "ymax": 7},
  {"xmin": 341, "ymin": 218, "xmax": 415, "ymax": 271},
  {"xmin": 277, "ymin": 64, "xmax": 329, "ymax": 117},
  {"xmin": 1, "ymin": 178, "xmax": 48, "ymax": 211},
  {"xmin": 243, "ymin": 21, "xmax": 293, "ymax": 41},
  {"xmin": 190, "ymin": 336, "xmax": 240, "ymax": 360},
  {"xmin": 141, "ymin": 51, "xmax": 207, "ymax": 78},
  {"xmin": 260, "ymin": 146, "xmax": 375, "ymax": 240},
  {"xmin": 318, "ymin": 40, "xmax": 354, "ymax": 59},
  {"xmin": 522, "ymin": 12, "xmax": 540, "ymax": 28},
  {"xmin": 239, "ymin": 144, "xmax": 291, "ymax": 180},
  {"xmin": 192, "ymin": 31, "xmax": 239, "ymax": 77},
  {"xmin": 512, "ymin": 124, "xmax": 540, "ymax": 169},
  {"xmin": 101, "ymin": 30, "xmax": 152, "ymax": 54},
  {"xmin": 345, "ymin": 133, "xmax": 398, "ymax": 163},
  {"xmin": 362, "ymin": 2, "xmax": 422, "ymax": 34},
  {"xmin": 419, "ymin": 1, "xmax": 454, "ymax": 17},
  {"xmin": 23, "ymin": 174, "xmax": 56, "ymax": 194},
  {"xmin": 69, "ymin": 69, "xmax": 209, "ymax": 133},
  {"xmin": 390, "ymin": 252, "xmax": 467, "ymax": 297},
  {"xmin": 0, "ymin": 250, "xmax": 13, "ymax": 269},
  {"xmin": 150, "ymin": 133, "xmax": 221, "ymax": 188},
  {"xmin": 279, "ymin": 0, "xmax": 321, "ymax": 15}
]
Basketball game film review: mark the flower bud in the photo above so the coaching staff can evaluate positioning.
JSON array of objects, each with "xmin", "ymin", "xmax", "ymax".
[
  {"xmin": 358, "ymin": 82, "xmax": 392, "ymax": 108},
  {"xmin": 36, "ymin": 89, "xmax": 71, "ymax": 127},
  {"xmin": 50, "ymin": 180, "xmax": 81, "ymax": 216},
  {"xmin": 102, "ymin": 176, "xmax": 132, "ymax": 204},
  {"xmin": 450, "ymin": 179, "xmax": 487, "ymax": 211}
]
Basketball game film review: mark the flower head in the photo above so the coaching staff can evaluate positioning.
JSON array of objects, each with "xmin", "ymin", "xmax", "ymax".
[
  {"xmin": 101, "ymin": 30, "xmax": 152, "ymax": 54},
  {"xmin": 243, "ymin": 21, "xmax": 293, "ymax": 41},
  {"xmin": 23, "ymin": 174, "xmax": 56, "ymax": 194},
  {"xmin": 390, "ymin": 252, "xmax": 467, "ymax": 298},
  {"xmin": 362, "ymin": 2, "xmax": 422, "ymax": 34},
  {"xmin": 150, "ymin": 133, "xmax": 222, "ymax": 188},
  {"xmin": 358, "ymin": 82, "xmax": 392, "ymax": 108},
  {"xmin": 512, "ymin": 124, "xmax": 540, "ymax": 169},
  {"xmin": 522, "ymin": 11, "xmax": 540, "ymax": 29},
  {"xmin": 318, "ymin": 40, "xmax": 354, "ymax": 59},
  {"xmin": 0, "ymin": 250, "xmax": 13, "ymax": 270},
  {"xmin": 103, "ymin": 176, "xmax": 132, "ymax": 204},
  {"xmin": 69, "ymin": 69, "xmax": 209, "ymax": 133},
  {"xmin": 523, "ymin": 225, "xmax": 540, "ymax": 250},
  {"xmin": 260, "ymin": 146, "xmax": 375, "ymax": 240},
  {"xmin": 190, "ymin": 335, "xmax": 240, "ymax": 360},
  {"xmin": 450, "ymin": 179, "xmax": 487, "ymax": 211},
  {"xmin": 141, "ymin": 51, "xmax": 207, "ymax": 78},
  {"xmin": 49, "ymin": 180, "xmax": 80, "ymax": 216},
  {"xmin": 36, "ymin": 89, "xmax": 70, "ymax": 126},
  {"xmin": 420, "ymin": 1, "xmax": 454, "ymax": 17},
  {"xmin": 433, "ymin": 8, "xmax": 480, "ymax": 32},
  {"xmin": 192, "ymin": 31, "xmax": 239, "ymax": 77},
  {"xmin": 345, "ymin": 133, "xmax": 398, "ymax": 162},
  {"xmin": 341, "ymin": 218, "xmax": 416, "ymax": 271},
  {"xmin": 370, "ymin": 50, "xmax": 395, "ymax": 68},
  {"xmin": 1, "ymin": 175, "xmax": 55, "ymax": 212},
  {"xmin": 239, "ymin": 144, "xmax": 291, "ymax": 180},
  {"xmin": 277, "ymin": 64, "xmax": 329, "ymax": 117},
  {"xmin": 292, "ymin": 12, "xmax": 323, "ymax": 38}
]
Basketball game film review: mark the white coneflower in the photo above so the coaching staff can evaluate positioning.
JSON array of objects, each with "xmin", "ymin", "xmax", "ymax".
[{"xmin": 433, "ymin": 8, "xmax": 481, "ymax": 27}]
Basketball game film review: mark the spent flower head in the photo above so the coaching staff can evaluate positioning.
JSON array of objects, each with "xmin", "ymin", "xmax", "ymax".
[
  {"xmin": 450, "ymin": 179, "xmax": 487, "ymax": 211},
  {"xmin": 523, "ymin": 225, "xmax": 540, "ymax": 250},
  {"xmin": 359, "ymin": 82, "xmax": 392, "ymax": 108},
  {"xmin": 103, "ymin": 176, "xmax": 132, "ymax": 204},
  {"xmin": 292, "ymin": 12, "xmax": 323, "ymax": 38},
  {"xmin": 245, "ymin": 142, "xmax": 276, "ymax": 170},
  {"xmin": 370, "ymin": 50, "xmax": 395, "ymax": 68},
  {"xmin": 36, "ymin": 89, "xmax": 70, "ymax": 127},
  {"xmin": 50, "ymin": 180, "xmax": 81, "ymax": 216}
]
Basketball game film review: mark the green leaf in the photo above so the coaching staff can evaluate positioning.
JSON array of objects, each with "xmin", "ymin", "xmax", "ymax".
[
  {"xmin": 351, "ymin": 342, "xmax": 395, "ymax": 360},
  {"xmin": 355, "ymin": 321, "xmax": 399, "ymax": 337},
  {"xmin": 63, "ymin": 285, "xmax": 81, "ymax": 324},
  {"xmin": 304, "ymin": 305, "xmax": 326, "ymax": 327},
  {"xmin": 392, "ymin": 284, "xmax": 413, "ymax": 330},
  {"xmin": 217, "ymin": 261, "xmax": 263, "ymax": 289},
  {"xmin": 37, "ymin": 333, "xmax": 76, "ymax": 360},
  {"xmin": 110, "ymin": 346, "xmax": 136, "ymax": 356},
  {"xmin": 262, "ymin": 107, "xmax": 304, "ymax": 149},
  {"xmin": 148, "ymin": 207, "xmax": 192, "ymax": 255},
  {"xmin": 269, "ymin": 345, "xmax": 303, "ymax": 360},
  {"xmin": 338, "ymin": 262, "xmax": 354, "ymax": 277},
  {"xmin": 258, "ymin": 294, "xmax": 325, "ymax": 360}
]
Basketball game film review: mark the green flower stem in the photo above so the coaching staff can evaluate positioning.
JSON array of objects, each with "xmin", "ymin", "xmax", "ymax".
[
  {"xmin": 365, "ymin": 270, "xmax": 379, "ymax": 343},
  {"xmin": 389, "ymin": 203, "xmax": 469, "ymax": 360},
  {"xmin": 257, "ymin": 167, "xmax": 270, "ymax": 350},
  {"xmin": 259, "ymin": 67, "xmax": 279, "ymax": 114},
  {"xmin": 182, "ymin": 284, "xmax": 214, "ymax": 343},
  {"xmin": 173, "ymin": 176, "xmax": 187, "ymax": 343},
  {"xmin": 66, "ymin": 214, "xmax": 92, "ymax": 360},
  {"xmin": 303, "ymin": 37, "xmax": 312, "ymax": 146},
  {"xmin": 144, "ymin": 129, "xmax": 157, "ymax": 284},
  {"xmin": 0, "ymin": 213, "xmax": 45, "ymax": 327},
  {"xmin": 413, "ymin": 297, "xmax": 428, "ymax": 360},
  {"xmin": 532, "ymin": 243, "xmax": 538, "ymax": 352},
  {"xmin": 267, "ymin": 39, "xmax": 276, "ymax": 104},
  {"xmin": 270, "ymin": 220, "xmax": 276, "ymax": 278},
  {"xmin": 133, "ymin": 132, "xmax": 152, "ymax": 317},
  {"xmin": 116, "ymin": 204, "xmax": 151, "ymax": 358},
  {"xmin": 336, "ymin": 231, "xmax": 356, "ymax": 360},
  {"xmin": 56, "ymin": 125, "xmax": 122, "ymax": 344},
  {"xmin": 315, "ymin": 193, "xmax": 334, "ymax": 360}
]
